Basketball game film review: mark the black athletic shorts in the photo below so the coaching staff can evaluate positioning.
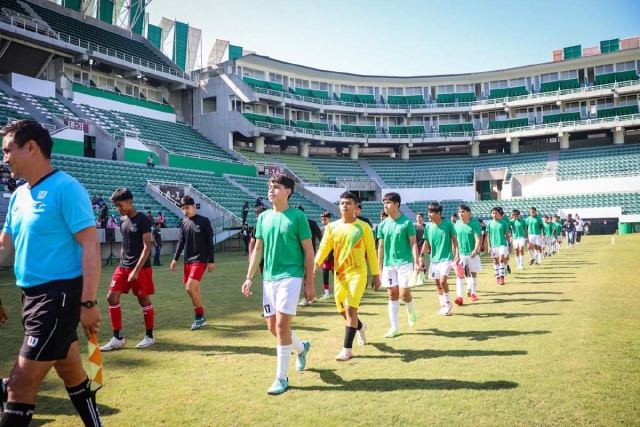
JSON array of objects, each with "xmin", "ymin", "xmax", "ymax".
[{"xmin": 20, "ymin": 276, "xmax": 83, "ymax": 362}]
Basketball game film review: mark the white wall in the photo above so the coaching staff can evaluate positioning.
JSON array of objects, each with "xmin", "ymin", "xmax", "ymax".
[
  {"xmin": 52, "ymin": 128, "xmax": 84, "ymax": 142},
  {"xmin": 124, "ymin": 136, "xmax": 152, "ymax": 152},
  {"xmin": 522, "ymin": 176, "xmax": 640, "ymax": 197},
  {"xmin": 304, "ymin": 186, "xmax": 346, "ymax": 203},
  {"xmin": 10, "ymin": 73, "xmax": 55, "ymax": 97},
  {"xmin": 73, "ymin": 93, "xmax": 176, "ymax": 122},
  {"xmin": 383, "ymin": 186, "xmax": 476, "ymax": 203}
]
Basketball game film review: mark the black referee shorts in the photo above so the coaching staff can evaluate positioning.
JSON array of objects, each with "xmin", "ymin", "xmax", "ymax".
[{"xmin": 20, "ymin": 276, "xmax": 83, "ymax": 362}]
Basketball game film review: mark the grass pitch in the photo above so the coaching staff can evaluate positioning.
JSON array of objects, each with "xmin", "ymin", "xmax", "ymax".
[{"xmin": 0, "ymin": 234, "xmax": 639, "ymax": 426}]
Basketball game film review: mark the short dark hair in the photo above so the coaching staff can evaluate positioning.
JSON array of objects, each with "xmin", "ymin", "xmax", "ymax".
[
  {"xmin": 458, "ymin": 205, "xmax": 471, "ymax": 213},
  {"xmin": 180, "ymin": 195, "xmax": 195, "ymax": 207},
  {"xmin": 451, "ymin": 213, "xmax": 459, "ymax": 218},
  {"xmin": 491, "ymin": 206, "xmax": 502, "ymax": 214},
  {"xmin": 512, "ymin": 209, "xmax": 521, "ymax": 215},
  {"xmin": 530, "ymin": 207, "xmax": 537, "ymax": 211},
  {"xmin": 254, "ymin": 205, "xmax": 268, "ymax": 217},
  {"xmin": 0, "ymin": 120, "xmax": 54, "ymax": 159},
  {"xmin": 295, "ymin": 204, "xmax": 305, "ymax": 213},
  {"xmin": 320, "ymin": 211, "xmax": 332, "ymax": 218},
  {"xmin": 416, "ymin": 212, "xmax": 423, "ymax": 217},
  {"xmin": 427, "ymin": 202, "xmax": 442, "ymax": 214},
  {"xmin": 340, "ymin": 191, "xmax": 360, "ymax": 204},
  {"xmin": 382, "ymin": 192, "xmax": 401, "ymax": 205},
  {"xmin": 111, "ymin": 188, "xmax": 133, "ymax": 202},
  {"xmin": 268, "ymin": 172, "xmax": 295, "ymax": 199},
  {"xmin": 544, "ymin": 215, "xmax": 550, "ymax": 219}
]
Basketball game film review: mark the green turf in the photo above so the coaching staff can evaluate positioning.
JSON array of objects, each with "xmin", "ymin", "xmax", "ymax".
[{"xmin": 0, "ymin": 234, "xmax": 639, "ymax": 426}]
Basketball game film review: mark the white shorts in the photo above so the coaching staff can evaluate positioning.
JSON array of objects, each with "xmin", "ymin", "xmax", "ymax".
[
  {"xmin": 428, "ymin": 261, "xmax": 453, "ymax": 280},
  {"xmin": 529, "ymin": 235, "xmax": 543, "ymax": 246},
  {"xmin": 512, "ymin": 238, "xmax": 526, "ymax": 249},
  {"xmin": 545, "ymin": 237, "xmax": 554, "ymax": 245},
  {"xmin": 262, "ymin": 277, "xmax": 302, "ymax": 317},
  {"xmin": 557, "ymin": 235, "xmax": 563, "ymax": 242},
  {"xmin": 490, "ymin": 246, "xmax": 509, "ymax": 258},
  {"xmin": 459, "ymin": 254, "xmax": 482, "ymax": 273},
  {"xmin": 382, "ymin": 263, "xmax": 414, "ymax": 288}
]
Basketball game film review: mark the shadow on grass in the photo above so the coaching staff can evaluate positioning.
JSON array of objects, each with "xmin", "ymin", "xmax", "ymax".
[
  {"xmin": 138, "ymin": 341, "xmax": 275, "ymax": 356},
  {"xmin": 29, "ymin": 394, "xmax": 120, "ymax": 426},
  {"xmin": 522, "ymin": 274, "xmax": 577, "ymax": 280},
  {"xmin": 369, "ymin": 342, "xmax": 527, "ymax": 362},
  {"xmin": 417, "ymin": 328, "xmax": 550, "ymax": 341},
  {"xmin": 474, "ymin": 297, "xmax": 573, "ymax": 306},
  {"xmin": 210, "ymin": 323, "xmax": 330, "ymax": 333},
  {"xmin": 456, "ymin": 312, "xmax": 559, "ymax": 319},
  {"xmin": 295, "ymin": 369, "xmax": 518, "ymax": 391}
]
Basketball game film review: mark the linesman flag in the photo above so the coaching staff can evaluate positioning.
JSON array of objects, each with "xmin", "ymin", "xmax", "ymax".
[{"xmin": 88, "ymin": 333, "xmax": 103, "ymax": 392}]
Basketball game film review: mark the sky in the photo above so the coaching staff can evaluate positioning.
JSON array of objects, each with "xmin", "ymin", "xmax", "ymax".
[{"xmin": 147, "ymin": 0, "xmax": 640, "ymax": 76}]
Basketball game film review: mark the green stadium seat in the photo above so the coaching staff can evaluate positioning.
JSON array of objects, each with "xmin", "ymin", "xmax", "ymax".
[
  {"xmin": 559, "ymin": 79, "xmax": 580, "ymax": 90},
  {"xmin": 615, "ymin": 70, "xmax": 639, "ymax": 82},
  {"xmin": 508, "ymin": 86, "xmax": 528, "ymax": 97},
  {"xmin": 594, "ymin": 73, "xmax": 616, "ymax": 86},
  {"xmin": 596, "ymin": 107, "xmax": 617, "ymax": 119},
  {"xmin": 387, "ymin": 95, "xmax": 407, "ymax": 105},
  {"xmin": 340, "ymin": 124, "xmax": 359, "ymax": 133},
  {"xmin": 489, "ymin": 88, "xmax": 509, "ymax": 99},
  {"xmin": 455, "ymin": 92, "xmax": 476, "ymax": 102},
  {"xmin": 339, "ymin": 93, "xmax": 359, "ymax": 103},
  {"xmin": 356, "ymin": 94, "xmax": 376, "ymax": 105},
  {"xmin": 509, "ymin": 118, "xmax": 528, "ymax": 128},
  {"xmin": 436, "ymin": 93, "xmax": 455, "ymax": 103},
  {"xmin": 358, "ymin": 125, "xmax": 377, "ymax": 135},
  {"xmin": 540, "ymin": 81, "xmax": 560, "ymax": 93},
  {"xmin": 439, "ymin": 124, "xmax": 462, "ymax": 133},
  {"xmin": 405, "ymin": 95, "xmax": 425, "ymax": 105},
  {"xmin": 616, "ymin": 105, "xmax": 639, "ymax": 116}
]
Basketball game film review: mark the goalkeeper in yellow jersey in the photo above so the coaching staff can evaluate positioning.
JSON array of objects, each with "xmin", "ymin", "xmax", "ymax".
[{"xmin": 315, "ymin": 191, "xmax": 380, "ymax": 362}]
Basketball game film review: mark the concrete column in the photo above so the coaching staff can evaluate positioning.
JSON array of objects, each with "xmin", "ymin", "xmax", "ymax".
[
  {"xmin": 349, "ymin": 144, "xmax": 359, "ymax": 160},
  {"xmin": 613, "ymin": 128, "xmax": 625, "ymax": 145},
  {"xmin": 509, "ymin": 137, "xmax": 520, "ymax": 154},
  {"xmin": 400, "ymin": 144, "xmax": 410, "ymax": 160},
  {"xmin": 254, "ymin": 136, "xmax": 265, "ymax": 154},
  {"xmin": 559, "ymin": 133, "xmax": 570, "ymax": 150},
  {"xmin": 299, "ymin": 141, "xmax": 310, "ymax": 158},
  {"xmin": 470, "ymin": 141, "xmax": 480, "ymax": 157}
]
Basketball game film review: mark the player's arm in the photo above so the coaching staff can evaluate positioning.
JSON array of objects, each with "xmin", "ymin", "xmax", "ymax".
[
  {"xmin": 377, "ymin": 238, "xmax": 384, "ymax": 274},
  {"xmin": 314, "ymin": 226, "xmax": 333, "ymax": 270},
  {"xmin": 170, "ymin": 224, "xmax": 186, "ymax": 271},
  {"xmin": 130, "ymin": 232, "xmax": 151, "ymax": 281},
  {"xmin": 301, "ymin": 238, "xmax": 316, "ymax": 301},
  {"xmin": 486, "ymin": 229, "xmax": 492, "ymax": 251},
  {"xmin": 242, "ymin": 239, "xmax": 263, "ymax": 297},
  {"xmin": 205, "ymin": 220, "xmax": 215, "ymax": 272},
  {"xmin": 409, "ymin": 235, "xmax": 419, "ymax": 268},
  {"xmin": 363, "ymin": 224, "xmax": 380, "ymax": 290},
  {"xmin": 248, "ymin": 237, "xmax": 256, "ymax": 257},
  {"xmin": 74, "ymin": 226, "xmax": 102, "ymax": 338},
  {"xmin": 0, "ymin": 231, "xmax": 15, "ymax": 266},
  {"xmin": 451, "ymin": 233, "xmax": 459, "ymax": 262},
  {"xmin": 472, "ymin": 234, "xmax": 481, "ymax": 258}
]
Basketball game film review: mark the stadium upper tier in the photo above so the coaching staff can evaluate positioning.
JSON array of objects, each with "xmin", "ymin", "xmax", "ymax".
[
  {"xmin": 0, "ymin": 88, "xmax": 32, "ymax": 126},
  {"xmin": 556, "ymin": 143, "xmax": 640, "ymax": 181}
]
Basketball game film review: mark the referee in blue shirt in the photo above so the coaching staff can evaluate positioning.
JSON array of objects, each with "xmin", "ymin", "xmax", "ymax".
[{"xmin": 0, "ymin": 121, "xmax": 103, "ymax": 427}]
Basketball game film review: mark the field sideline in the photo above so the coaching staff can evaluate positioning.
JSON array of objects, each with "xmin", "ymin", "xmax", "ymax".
[{"xmin": 0, "ymin": 234, "xmax": 639, "ymax": 426}]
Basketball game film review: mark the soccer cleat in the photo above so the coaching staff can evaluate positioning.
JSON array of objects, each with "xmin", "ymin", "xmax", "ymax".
[
  {"xmin": 499, "ymin": 277, "xmax": 505, "ymax": 286},
  {"xmin": 267, "ymin": 378, "xmax": 289, "ymax": 395},
  {"xmin": 335, "ymin": 348, "xmax": 353, "ymax": 362},
  {"xmin": 357, "ymin": 322, "xmax": 367, "ymax": 346},
  {"xmin": 100, "ymin": 337, "xmax": 126, "ymax": 352},
  {"xmin": 438, "ymin": 305, "xmax": 453, "ymax": 316},
  {"xmin": 454, "ymin": 297, "xmax": 464, "ymax": 306},
  {"xmin": 191, "ymin": 317, "xmax": 207, "ymax": 330},
  {"xmin": 407, "ymin": 310, "xmax": 418, "ymax": 327},
  {"xmin": 320, "ymin": 293, "xmax": 331, "ymax": 300},
  {"xmin": 298, "ymin": 297, "xmax": 318, "ymax": 307},
  {"xmin": 384, "ymin": 328, "xmax": 400, "ymax": 338},
  {"xmin": 135, "ymin": 336, "xmax": 155, "ymax": 349},
  {"xmin": 295, "ymin": 341, "xmax": 311, "ymax": 371},
  {"xmin": 466, "ymin": 289, "xmax": 472, "ymax": 297},
  {"xmin": 529, "ymin": 259, "xmax": 535, "ymax": 266},
  {"xmin": 470, "ymin": 294, "xmax": 478, "ymax": 302},
  {"xmin": 506, "ymin": 264, "xmax": 512, "ymax": 274}
]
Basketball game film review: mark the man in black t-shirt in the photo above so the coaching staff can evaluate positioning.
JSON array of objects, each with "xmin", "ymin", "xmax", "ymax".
[
  {"xmin": 355, "ymin": 202, "xmax": 372, "ymax": 228},
  {"xmin": 101, "ymin": 188, "xmax": 156, "ymax": 351},
  {"xmin": 241, "ymin": 223, "xmax": 250, "ymax": 255},
  {"xmin": 242, "ymin": 201, "xmax": 250, "ymax": 224},
  {"xmin": 249, "ymin": 205, "xmax": 268, "ymax": 274},
  {"xmin": 170, "ymin": 196, "xmax": 215, "ymax": 330},
  {"xmin": 152, "ymin": 222, "xmax": 162, "ymax": 266},
  {"xmin": 296, "ymin": 205, "xmax": 323, "ymax": 307},
  {"xmin": 414, "ymin": 213, "xmax": 426, "ymax": 253}
]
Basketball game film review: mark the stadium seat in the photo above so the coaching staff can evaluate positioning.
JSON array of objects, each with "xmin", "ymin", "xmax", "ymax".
[{"xmin": 594, "ymin": 73, "xmax": 616, "ymax": 86}]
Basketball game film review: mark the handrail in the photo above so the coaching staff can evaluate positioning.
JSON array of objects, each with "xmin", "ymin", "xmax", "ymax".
[{"xmin": 0, "ymin": 8, "xmax": 194, "ymax": 82}]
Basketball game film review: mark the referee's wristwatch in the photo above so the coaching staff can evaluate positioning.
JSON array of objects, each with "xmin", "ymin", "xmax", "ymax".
[{"xmin": 80, "ymin": 300, "xmax": 98, "ymax": 308}]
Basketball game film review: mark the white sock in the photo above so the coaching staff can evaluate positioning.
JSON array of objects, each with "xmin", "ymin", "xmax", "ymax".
[
  {"xmin": 528, "ymin": 249, "xmax": 535, "ymax": 260},
  {"xmin": 443, "ymin": 292, "xmax": 451, "ymax": 306},
  {"xmin": 438, "ymin": 294, "xmax": 445, "ymax": 307},
  {"xmin": 499, "ymin": 263, "xmax": 505, "ymax": 277},
  {"xmin": 456, "ymin": 278, "xmax": 464, "ymax": 297},
  {"xmin": 290, "ymin": 331, "xmax": 305, "ymax": 354},
  {"xmin": 388, "ymin": 300, "xmax": 400, "ymax": 330},
  {"xmin": 405, "ymin": 297, "xmax": 415, "ymax": 314},
  {"xmin": 472, "ymin": 277, "xmax": 478, "ymax": 294},
  {"xmin": 276, "ymin": 344, "xmax": 292, "ymax": 380},
  {"xmin": 493, "ymin": 263, "xmax": 499, "ymax": 277},
  {"xmin": 466, "ymin": 277, "xmax": 474, "ymax": 293},
  {"xmin": 537, "ymin": 252, "xmax": 542, "ymax": 263}
]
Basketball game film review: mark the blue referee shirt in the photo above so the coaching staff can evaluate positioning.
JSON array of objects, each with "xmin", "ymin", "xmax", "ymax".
[{"xmin": 3, "ymin": 170, "xmax": 95, "ymax": 288}]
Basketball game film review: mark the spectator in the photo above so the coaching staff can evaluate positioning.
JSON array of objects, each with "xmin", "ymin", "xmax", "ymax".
[
  {"xmin": 7, "ymin": 177, "xmax": 16, "ymax": 192},
  {"xmin": 100, "ymin": 203, "xmax": 109, "ymax": 229},
  {"xmin": 106, "ymin": 215, "xmax": 118, "ymax": 229},
  {"xmin": 97, "ymin": 194, "xmax": 105, "ymax": 208},
  {"xmin": 157, "ymin": 211, "xmax": 165, "ymax": 228},
  {"xmin": 255, "ymin": 196, "xmax": 264, "ymax": 207},
  {"xmin": 91, "ymin": 195, "xmax": 99, "ymax": 212},
  {"xmin": 95, "ymin": 216, "xmax": 102, "ymax": 228},
  {"xmin": 242, "ymin": 201, "xmax": 250, "ymax": 223},
  {"xmin": 241, "ymin": 223, "xmax": 250, "ymax": 255},
  {"xmin": 295, "ymin": 205, "xmax": 323, "ymax": 253},
  {"xmin": 147, "ymin": 210, "xmax": 154, "ymax": 225},
  {"xmin": 152, "ymin": 222, "xmax": 163, "ymax": 266},
  {"xmin": 575, "ymin": 214, "xmax": 585, "ymax": 244},
  {"xmin": 112, "ymin": 148, "xmax": 117, "ymax": 161},
  {"xmin": 147, "ymin": 155, "xmax": 155, "ymax": 168}
]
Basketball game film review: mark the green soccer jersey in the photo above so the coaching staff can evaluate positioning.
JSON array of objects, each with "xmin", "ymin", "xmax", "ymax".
[
  {"xmin": 487, "ymin": 219, "xmax": 508, "ymax": 247},
  {"xmin": 377, "ymin": 214, "xmax": 416, "ymax": 266},
  {"xmin": 424, "ymin": 219, "xmax": 456, "ymax": 263},
  {"xmin": 255, "ymin": 207, "xmax": 312, "ymax": 281},
  {"xmin": 553, "ymin": 221, "xmax": 563, "ymax": 236},
  {"xmin": 543, "ymin": 222, "xmax": 555, "ymax": 237},
  {"xmin": 525, "ymin": 215, "xmax": 543, "ymax": 235},
  {"xmin": 510, "ymin": 218, "xmax": 527, "ymax": 239},
  {"xmin": 454, "ymin": 218, "xmax": 482, "ymax": 256}
]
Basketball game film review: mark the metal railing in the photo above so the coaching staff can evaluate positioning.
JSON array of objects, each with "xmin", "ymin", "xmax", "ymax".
[{"xmin": 0, "ymin": 8, "xmax": 193, "ymax": 82}]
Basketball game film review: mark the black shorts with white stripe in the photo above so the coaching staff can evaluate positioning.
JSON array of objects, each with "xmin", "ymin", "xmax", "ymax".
[{"xmin": 20, "ymin": 276, "xmax": 83, "ymax": 361}]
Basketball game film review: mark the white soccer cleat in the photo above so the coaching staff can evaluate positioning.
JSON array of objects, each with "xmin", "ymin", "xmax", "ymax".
[
  {"xmin": 357, "ymin": 322, "xmax": 367, "ymax": 346},
  {"xmin": 298, "ymin": 297, "xmax": 317, "ymax": 306},
  {"xmin": 438, "ymin": 305, "xmax": 453, "ymax": 316},
  {"xmin": 135, "ymin": 336, "xmax": 155, "ymax": 349},
  {"xmin": 320, "ymin": 293, "xmax": 331, "ymax": 300},
  {"xmin": 100, "ymin": 337, "xmax": 126, "ymax": 352},
  {"xmin": 335, "ymin": 348, "xmax": 353, "ymax": 361}
]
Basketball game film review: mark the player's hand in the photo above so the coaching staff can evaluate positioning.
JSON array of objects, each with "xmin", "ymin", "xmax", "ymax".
[
  {"xmin": 80, "ymin": 306, "xmax": 101, "ymax": 339},
  {"xmin": 170, "ymin": 260, "xmax": 177, "ymax": 271},
  {"xmin": 303, "ymin": 281, "xmax": 316, "ymax": 302},
  {"xmin": 127, "ymin": 270, "xmax": 139, "ymax": 282},
  {"xmin": 208, "ymin": 263, "xmax": 215, "ymax": 272},
  {"xmin": 371, "ymin": 276, "xmax": 381, "ymax": 291},
  {"xmin": 453, "ymin": 253, "xmax": 460, "ymax": 263},
  {"xmin": 471, "ymin": 250, "xmax": 477, "ymax": 258},
  {"xmin": 242, "ymin": 279, "xmax": 253, "ymax": 297},
  {"xmin": 0, "ymin": 305, "xmax": 8, "ymax": 325}
]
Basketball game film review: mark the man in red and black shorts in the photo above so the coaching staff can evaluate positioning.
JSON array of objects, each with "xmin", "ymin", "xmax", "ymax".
[
  {"xmin": 101, "ymin": 188, "xmax": 156, "ymax": 351},
  {"xmin": 318, "ymin": 211, "xmax": 334, "ymax": 300},
  {"xmin": 171, "ymin": 196, "xmax": 215, "ymax": 330}
]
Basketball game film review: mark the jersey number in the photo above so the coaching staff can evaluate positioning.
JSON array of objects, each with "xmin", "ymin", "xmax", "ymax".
[{"xmin": 263, "ymin": 304, "xmax": 271, "ymax": 314}]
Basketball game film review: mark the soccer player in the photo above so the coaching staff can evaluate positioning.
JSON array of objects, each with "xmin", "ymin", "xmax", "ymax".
[
  {"xmin": 318, "ymin": 211, "xmax": 334, "ymax": 300},
  {"xmin": 355, "ymin": 202, "xmax": 372, "ymax": 228},
  {"xmin": 542, "ymin": 215, "xmax": 556, "ymax": 257},
  {"xmin": 510, "ymin": 209, "xmax": 528, "ymax": 270},
  {"xmin": 297, "ymin": 205, "xmax": 323, "ymax": 307},
  {"xmin": 170, "ymin": 196, "xmax": 215, "ymax": 331},
  {"xmin": 450, "ymin": 213, "xmax": 458, "ymax": 224},
  {"xmin": 377, "ymin": 192, "xmax": 419, "ymax": 337},
  {"xmin": 419, "ymin": 202, "xmax": 458, "ymax": 315},
  {"xmin": 498, "ymin": 207, "xmax": 512, "ymax": 275},
  {"xmin": 553, "ymin": 215, "xmax": 563, "ymax": 252},
  {"xmin": 414, "ymin": 213, "xmax": 426, "ymax": 254},
  {"xmin": 315, "ymin": 192, "xmax": 380, "ymax": 361},
  {"xmin": 525, "ymin": 207, "xmax": 544, "ymax": 265},
  {"xmin": 453, "ymin": 204, "xmax": 482, "ymax": 304},
  {"xmin": 486, "ymin": 207, "xmax": 510, "ymax": 285},
  {"xmin": 248, "ymin": 205, "xmax": 268, "ymax": 275},
  {"xmin": 241, "ymin": 173, "xmax": 314, "ymax": 396},
  {"xmin": 101, "ymin": 188, "xmax": 156, "ymax": 351},
  {"xmin": 0, "ymin": 120, "xmax": 103, "ymax": 426}
]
